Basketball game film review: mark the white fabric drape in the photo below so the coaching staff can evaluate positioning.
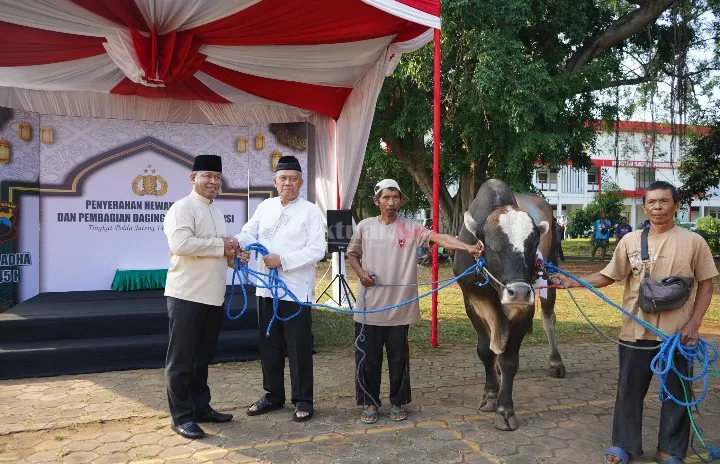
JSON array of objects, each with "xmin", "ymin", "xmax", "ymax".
[
  {"xmin": 195, "ymin": 101, "xmax": 310, "ymax": 126},
  {"xmin": 134, "ymin": 0, "xmax": 260, "ymax": 34},
  {"xmin": 335, "ymin": 49, "xmax": 389, "ymax": 210},
  {"xmin": 0, "ymin": 0, "xmax": 115, "ymax": 36},
  {"xmin": 195, "ymin": 72, "xmax": 295, "ymax": 107},
  {"xmin": 0, "ymin": 55, "xmax": 125, "ymax": 92},
  {"xmin": 309, "ymin": 114, "xmax": 338, "ymax": 218},
  {"xmin": 201, "ymin": 36, "xmax": 393, "ymax": 87},
  {"xmin": 385, "ymin": 28, "xmax": 434, "ymax": 75},
  {"xmin": 361, "ymin": 0, "xmax": 440, "ymax": 29},
  {"xmin": 103, "ymin": 29, "xmax": 149, "ymax": 85}
]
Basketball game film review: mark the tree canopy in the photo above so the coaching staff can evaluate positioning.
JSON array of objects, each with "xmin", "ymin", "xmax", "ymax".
[{"xmin": 356, "ymin": 0, "xmax": 720, "ymax": 233}]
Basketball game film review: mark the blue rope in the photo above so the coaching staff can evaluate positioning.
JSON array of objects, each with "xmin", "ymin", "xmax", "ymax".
[
  {"xmin": 543, "ymin": 260, "xmax": 718, "ymax": 409},
  {"xmin": 709, "ymin": 445, "xmax": 720, "ymax": 460},
  {"xmin": 225, "ymin": 243, "xmax": 488, "ymax": 337}
]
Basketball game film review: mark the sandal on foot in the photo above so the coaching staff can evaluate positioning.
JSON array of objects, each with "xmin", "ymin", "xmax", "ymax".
[
  {"xmin": 653, "ymin": 457, "xmax": 685, "ymax": 464},
  {"xmin": 360, "ymin": 409, "xmax": 378, "ymax": 424},
  {"xmin": 390, "ymin": 407, "xmax": 407, "ymax": 422},
  {"xmin": 603, "ymin": 447, "xmax": 629, "ymax": 464},
  {"xmin": 246, "ymin": 397, "xmax": 283, "ymax": 416},
  {"xmin": 292, "ymin": 407, "xmax": 314, "ymax": 422}
]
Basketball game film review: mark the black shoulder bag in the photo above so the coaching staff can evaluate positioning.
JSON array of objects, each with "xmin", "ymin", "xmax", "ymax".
[{"xmin": 637, "ymin": 227, "xmax": 694, "ymax": 314}]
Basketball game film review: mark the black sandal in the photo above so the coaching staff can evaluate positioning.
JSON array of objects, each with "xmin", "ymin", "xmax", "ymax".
[
  {"xmin": 246, "ymin": 397, "xmax": 284, "ymax": 416},
  {"xmin": 291, "ymin": 407, "xmax": 314, "ymax": 422}
]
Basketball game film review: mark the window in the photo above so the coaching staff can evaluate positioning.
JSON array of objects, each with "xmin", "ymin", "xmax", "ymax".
[
  {"xmin": 535, "ymin": 169, "xmax": 557, "ymax": 191},
  {"xmin": 587, "ymin": 166, "xmax": 599, "ymax": 192},
  {"xmin": 635, "ymin": 167, "xmax": 656, "ymax": 189}
]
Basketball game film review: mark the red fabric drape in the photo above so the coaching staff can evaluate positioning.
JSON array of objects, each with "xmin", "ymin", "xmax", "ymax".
[
  {"xmin": 191, "ymin": 0, "xmax": 409, "ymax": 45},
  {"xmin": 130, "ymin": 27, "xmax": 205, "ymax": 84},
  {"xmin": 0, "ymin": 21, "xmax": 106, "ymax": 66},
  {"xmin": 393, "ymin": 22, "xmax": 429, "ymax": 43},
  {"xmin": 397, "ymin": 0, "xmax": 441, "ymax": 16},
  {"xmin": 110, "ymin": 77, "xmax": 229, "ymax": 103},
  {"xmin": 201, "ymin": 62, "xmax": 351, "ymax": 119},
  {"xmin": 71, "ymin": 0, "xmax": 149, "ymax": 31}
]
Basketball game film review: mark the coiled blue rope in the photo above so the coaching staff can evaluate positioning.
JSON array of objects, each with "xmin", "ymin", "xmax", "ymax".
[
  {"xmin": 543, "ymin": 260, "xmax": 718, "ymax": 409},
  {"xmin": 225, "ymin": 242, "xmax": 488, "ymax": 337}
]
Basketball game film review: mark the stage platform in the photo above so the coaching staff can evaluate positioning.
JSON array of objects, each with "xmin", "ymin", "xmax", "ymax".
[{"xmin": 0, "ymin": 286, "xmax": 259, "ymax": 380}]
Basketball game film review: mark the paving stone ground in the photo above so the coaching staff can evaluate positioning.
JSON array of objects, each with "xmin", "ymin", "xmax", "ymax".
[{"xmin": 1, "ymin": 340, "xmax": 719, "ymax": 464}]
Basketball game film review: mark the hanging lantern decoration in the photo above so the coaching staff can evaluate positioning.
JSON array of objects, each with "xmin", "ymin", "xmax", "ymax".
[
  {"xmin": 40, "ymin": 126, "xmax": 54, "ymax": 144},
  {"xmin": 255, "ymin": 134, "xmax": 265, "ymax": 150},
  {"xmin": 271, "ymin": 150, "xmax": 282, "ymax": 171},
  {"xmin": 18, "ymin": 122, "xmax": 31, "ymax": 141},
  {"xmin": 237, "ymin": 136, "xmax": 248, "ymax": 153},
  {"xmin": 0, "ymin": 139, "xmax": 10, "ymax": 165}
]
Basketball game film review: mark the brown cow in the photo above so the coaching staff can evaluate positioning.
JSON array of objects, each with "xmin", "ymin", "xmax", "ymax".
[{"xmin": 452, "ymin": 179, "xmax": 565, "ymax": 431}]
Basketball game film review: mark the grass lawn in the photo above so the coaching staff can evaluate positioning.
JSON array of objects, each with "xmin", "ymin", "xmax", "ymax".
[
  {"xmin": 561, "ymin": 238, "xmax": 619, "ymax": 257},
  {"xmin": 310, "ymin": 258, "xmax": 720, "ymax": 354}
]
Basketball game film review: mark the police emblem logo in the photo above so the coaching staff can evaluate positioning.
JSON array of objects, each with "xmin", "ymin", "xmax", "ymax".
[
  {"xmin": 132, "ymin": 164, "xmax": 168, "ymax": 197},
  {"xmin": 0, "ymin": 201, "xmax": 18, "ymax": 245}
]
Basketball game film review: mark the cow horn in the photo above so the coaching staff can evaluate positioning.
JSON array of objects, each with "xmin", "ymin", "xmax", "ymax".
[
  {"xmin": 464, "ymin": 211, "xmax": 479, "ymax": 236},
  {"xmin": 537, "ymin": 220, "xmax": 550, "ymax": 235}
]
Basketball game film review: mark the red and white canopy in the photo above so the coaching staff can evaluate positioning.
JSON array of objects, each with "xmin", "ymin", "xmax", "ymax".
[{"xmin": 0, "ymin": 0, "xmax": 440, "ymax": 212}]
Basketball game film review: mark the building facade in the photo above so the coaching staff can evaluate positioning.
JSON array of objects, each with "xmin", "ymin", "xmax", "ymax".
[{"xmin": 534, "ymin": 121, "xmax": 720, "ymax": 230}]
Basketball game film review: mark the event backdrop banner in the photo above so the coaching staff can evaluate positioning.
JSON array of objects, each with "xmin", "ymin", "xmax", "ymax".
[{"xmin": 0, "ymin": 108, "xmax": 313, "ymax": 309}]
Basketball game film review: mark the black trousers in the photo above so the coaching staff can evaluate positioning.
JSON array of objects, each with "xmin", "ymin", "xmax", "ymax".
[
  {"xmin": 258, "ymin": 296, "xmax": 314, "ymax": 410},
  {"xmin": 612, "ymin": 340, "xmax": 691, "ymax": 458},
  {"xmin": 355, "ymin": 323, "xmax": 411, "ymax": 407},
  {"xmin": 165, "ymin": 297, "xmax": 224, "ymax": 426}
]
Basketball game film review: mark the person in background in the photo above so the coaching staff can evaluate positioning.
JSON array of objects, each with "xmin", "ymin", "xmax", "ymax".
[
  {"xmin": 591, "ymin": 210, "xmax": 613, "ymax": 261},
  {"xmin": 615, "ymin": 216, "xmax": 633, "ymax": 243},
  {"xmin": 554, "ymin": 217, "xmax": 565, "ymax": 262}
]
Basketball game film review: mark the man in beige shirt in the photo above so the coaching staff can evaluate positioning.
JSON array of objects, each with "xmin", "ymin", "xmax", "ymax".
[
  {"xmin": 163, "ymin": 155, "xmax": 246, "ymax": 439},
  {"xmin": 347, "ymin": 179, "xmax": 483, "ymax": 424},
  {"xmin": 554, "ymin": 181, "xmax": 717, "ymax": 464}
]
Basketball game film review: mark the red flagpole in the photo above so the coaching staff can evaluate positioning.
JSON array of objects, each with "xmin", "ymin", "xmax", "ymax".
[{"xmin": 431, "ymin": 27, "xmax": 441, "ymax": 348}]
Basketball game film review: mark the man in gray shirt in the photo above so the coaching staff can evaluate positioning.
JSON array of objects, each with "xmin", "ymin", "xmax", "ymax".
[{"xmin": 347, "ymin": 179, "xmax": 483, "ymax": 424}]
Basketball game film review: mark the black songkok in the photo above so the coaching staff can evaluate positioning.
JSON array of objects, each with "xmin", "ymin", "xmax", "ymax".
[
  {"xmin": 192, "ymin": 155, "xmax": 222, "ymax": 173},
  {"xmin": 275, "ymin": 155, "xmax": 302, "ymax": 172}
]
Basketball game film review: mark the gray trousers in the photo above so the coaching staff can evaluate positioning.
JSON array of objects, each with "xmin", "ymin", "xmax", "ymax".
[{"xmin": 612, "ymin": 340, "xmax": 691, "ymax": 458}]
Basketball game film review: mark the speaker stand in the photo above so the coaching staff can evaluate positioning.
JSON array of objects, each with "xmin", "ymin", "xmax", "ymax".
[{"xmin": 316, "ymin": 249, "xmax": 355, "ymax": 307}]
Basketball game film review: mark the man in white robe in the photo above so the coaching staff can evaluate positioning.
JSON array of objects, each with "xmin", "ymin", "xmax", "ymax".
[{"xmin": 235, "ymin": 155, "xmax": 325, "ymax": 422}]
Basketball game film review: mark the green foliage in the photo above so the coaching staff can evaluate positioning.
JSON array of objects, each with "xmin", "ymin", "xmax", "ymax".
[
  {"xmin": 695, "ymin": 216, "xmax": 720, "ymax": 255},
  {"xmin": 566, "ymin": 183, "xmax": 626, "ymax": 237},
  {"xmin": 679, "ymin": 124, "xmax": 720, "ymax": 204}
]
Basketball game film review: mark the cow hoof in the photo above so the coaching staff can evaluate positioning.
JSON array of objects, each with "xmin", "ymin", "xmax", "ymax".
[
  {"xmin": 494, "ymin": 407, "xmax": 518, "ymax": 431},
  {"xmin": 549, "ymin": 361, "xmax": 566, "ymax": 379},
  {"xmin": 479, "ymin": 392, "xmax": 498, "ymax": 412}
]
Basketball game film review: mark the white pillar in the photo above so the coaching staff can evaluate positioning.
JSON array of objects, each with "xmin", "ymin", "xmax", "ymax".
[
  {"xmin": 630, "ymin": 200, "xmax": 637, "ymax": 229},
  {"xmin": 700, "ymin": 203, "xmax": 705, "ymax": 219}
]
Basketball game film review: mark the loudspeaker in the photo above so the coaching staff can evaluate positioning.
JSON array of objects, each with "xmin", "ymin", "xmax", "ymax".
[{"xmin": 327, "ymin": 209, "xmax": 353, "ymax": 253}]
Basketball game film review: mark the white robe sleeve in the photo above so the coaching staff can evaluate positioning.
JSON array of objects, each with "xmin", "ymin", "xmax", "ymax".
[{"xmin": 280, "ymin": 205, "xmax": 326, "ymax": 271}]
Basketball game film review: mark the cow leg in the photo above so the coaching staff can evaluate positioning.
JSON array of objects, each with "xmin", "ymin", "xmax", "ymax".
[
  {"xmin": 540, "ymin": 288, "xmax": 566, "ymax": 378},
  {"xmin": 476, "ymin": 327, "xmax": 499, "ymax": 413},
  {"xmin": 494, "ymin": 316, "xmax": 532, "ymax": 431}
]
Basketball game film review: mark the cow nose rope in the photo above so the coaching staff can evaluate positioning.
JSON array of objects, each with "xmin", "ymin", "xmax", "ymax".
[{"xmin": 540, "ymin": 259, "xmax": 719, "ymax": 461}]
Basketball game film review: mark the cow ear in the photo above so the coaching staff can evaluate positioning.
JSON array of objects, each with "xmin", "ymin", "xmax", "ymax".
[
  {"xmin": 537, "ymin": 220, "xmax": 550, "ymax": 236},
  {"xmin": 464, "ymin": 211, "xmax": 479, "ymax": 237}
]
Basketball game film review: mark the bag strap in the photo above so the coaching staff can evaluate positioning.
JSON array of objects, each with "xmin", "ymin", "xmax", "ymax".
[{"xmin": 641, "ymin": 227, "xmax": 650, "ymax": 278}]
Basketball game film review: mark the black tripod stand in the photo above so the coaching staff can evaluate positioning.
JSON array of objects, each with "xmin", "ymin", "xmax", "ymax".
[{"xmin": 316, "ymin": 246, "xmax": 355, "ymax": 306}]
